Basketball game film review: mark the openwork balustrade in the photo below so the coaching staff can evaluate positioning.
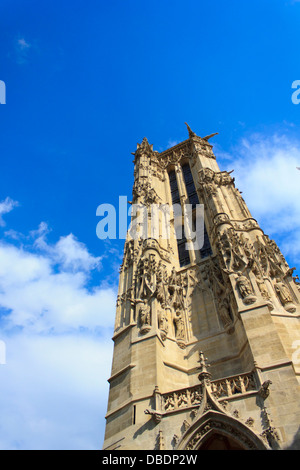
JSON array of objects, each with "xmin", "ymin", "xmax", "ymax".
[{"xmin": 161, "ymin": 370, "xmax": 258, "ymax": 413}]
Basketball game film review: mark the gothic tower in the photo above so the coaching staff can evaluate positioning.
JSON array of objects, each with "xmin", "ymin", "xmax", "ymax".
[{"xmin": 103, "ymin": 124, "xmax": 300, "ymax": 451}]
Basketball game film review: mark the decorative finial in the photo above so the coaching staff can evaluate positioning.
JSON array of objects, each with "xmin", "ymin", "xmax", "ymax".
[
  {"xmin": 136, "ymin": 137, "xmax": 150, "ymax": 149},
  {"xmin": 132, "ymin": 137, "xmax": 154, "ymax": 157},
  {"xmin": 197, "ymin": 351, "xmax": 211, "ymax": 383}
]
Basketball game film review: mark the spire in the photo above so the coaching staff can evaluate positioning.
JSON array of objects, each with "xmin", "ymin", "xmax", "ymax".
[
  {"xmin": 136, "ymin": 137, "xmax": 153, "ymax": 152},
  {"xmin": 197, "ymin": 351, "xmax": 211, "ymax": 383},
  {"xmin": 131, "ymin": 137, "xmax": 154, "ymax": 160}
]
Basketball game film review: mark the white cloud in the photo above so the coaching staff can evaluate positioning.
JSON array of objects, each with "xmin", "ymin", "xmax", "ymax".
[
  {"xmin": 13, "ymin": 37, "xmax": 32, "ymax": 64},
  {"xmin": 17, "ymin": 38, "xmax": 31, "ymax": 50},
  {"xmin": 0, "ymin": 197, "xmax": 19, "ymax": 226},
  {"xmin": 32, "ymin": 222, "xmax": 103, "ymax": 273},
  {"xmin": 0, "ymin": 234, "xmax": 116, "ymax": 335},
  {"xmin": 0, "ymin": 205, "xmax": 119, "ymax": 449},
  {"xmin": 0, "ymin": 333, "xmax": 113, "ymax": 450},
  {"xmin": 217, "ymin": 132, "xmax": 300, "ymax": 266}
]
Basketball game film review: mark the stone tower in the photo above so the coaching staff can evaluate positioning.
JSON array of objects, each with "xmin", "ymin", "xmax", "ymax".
[{"xmin": 103, "ymin": 124, "xmax": 300, "ymax": 451}]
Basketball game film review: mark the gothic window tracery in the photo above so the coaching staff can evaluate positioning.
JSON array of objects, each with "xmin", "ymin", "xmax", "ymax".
[
  {"xmin": 181, "ymin": 163, "xmax": 212, "ymax": 260},
  {"xmin": 168, "ymin": 170, "xmax": 180, "ymax": 205},
  {"xmin": 182, "ymin": 163, "xmax": 199, "ymax": 209}
]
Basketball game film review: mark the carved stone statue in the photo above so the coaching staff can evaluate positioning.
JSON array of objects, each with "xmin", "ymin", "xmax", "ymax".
[
  {"xmin": 256, "ymin": 275, "xmax": 270, "ymax": 299},
  {"xmin": 156, "ymin": 261, "xmax": 168, "ymax": 306},
  {"xmin": 218, "ymin": 296, "xmax": 234, "ymax": 332},
  {"xmin": 167, "ymin": 268, "xmax": 184, "ymax": 310},
  {"xmin": 174, "ymin": 310, "xmax": 185, "ymax": 342},
  {"xmin": 275, "ymin": 279, "xmax": 293, "ymax": 304},
  {"xmin": 274, "ymin": 279, "xmax": 296, "ymax": 313},
  {"xmin": 158, "ymin": 310, "xmax": 168, "ymax": 340},
  {"xmin": 204, "ymin": 258, "xmax": 234, "ymax": 333},
  {"xmin": 139, "ymin": 302, "xmax": 151, "ymax": 334},
  {"xmin": 235, "ymin": 271, "xmax": 256, "ymax": 305},
  {"xmin": 136, "ymin": 254, "xmax": 157, "ymax": 301},
  {"xmin": 256, "ymin": 275, "xmax": 274, "ymax": 310}
]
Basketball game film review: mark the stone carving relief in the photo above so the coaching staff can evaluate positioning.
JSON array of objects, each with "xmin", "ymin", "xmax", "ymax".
[
  {"xmin": 163, "ymin": 386, "xmax": 203, "ymax": 413},
  {"xmin": 252, "ymin": 236, "xmax": 298, "ymax": 312},
  {"xmin": 259, "ymin": 407, "xmax": 280, "ymax": 449},
  {"xmin": 121, "ymin": 239, "xmax": 139, "ymax": 271},
  {"xmin": 128, "ymin": 248, "xmax": 190, "ymax": 342},
  {"xmin": 220, "ymin": 227, "xmax": 299, "ymax": 312},
  {"xmin": 134, "ymin": 252, "xmax": 157, "ymax": 334},
  {"xmin": 197, "ymin": 167, "xmax": 256, "ymax": 221},
  {"xmin": 211, "ymin": 372, "xmax": 257, "ymax": 399},
  {"xmin": 201, "ymin": 257, "xmax": 235, "ymax": 333},
  {"xmin": 132, "ymin": 180, "xmax": 160, "ymax": 206},
  {"xmin": 213, "ymin": 224, "xmax": 298, "ymax": 311},
  {"xmin": 167, "ymin": 267, "xmax": 185, "ymax": 310},
  {"xmin": 155, "ymin": 143, "xmax": 190, "ymax": 171},
  {"xmin": 198, "ymin": 168, "xmax": 218, "ymax": 197},
  {"xmin": 213, "ymin": 213, "xmax": 231, "ymax": 228},
  {"xmin": 217, "ymin": 227, "xmax": 253, "ymax": 274},
  {"xmin": 215, "ymin": 227, "xmax": 257, "ymax": 307},
  {"xmin": 198, "ymin": 169, "xmax": 236, "ymax": 197}
]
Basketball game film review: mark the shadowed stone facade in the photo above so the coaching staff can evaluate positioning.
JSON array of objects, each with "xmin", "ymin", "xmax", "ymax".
[{"xmin": 103, "ymin": 124, "xmax": 300, "ymax": 450}]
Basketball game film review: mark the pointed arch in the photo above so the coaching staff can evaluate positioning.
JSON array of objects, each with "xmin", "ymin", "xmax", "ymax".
[{"xmin": 176, "ymin": 410, "xmax": 269, "ymax": 450}]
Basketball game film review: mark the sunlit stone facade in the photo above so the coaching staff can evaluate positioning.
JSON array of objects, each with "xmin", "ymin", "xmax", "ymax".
[{"xmin": 103, "ymin": 124, "xmax": 300, "ymax": 450}]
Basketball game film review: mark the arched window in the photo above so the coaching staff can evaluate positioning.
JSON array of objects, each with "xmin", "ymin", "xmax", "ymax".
[
  {"xmin": 168, "ymin": 171, "xmax": 190, "ymax": 267},
  {"xmin": 175, "ymin": 224, "xmax": 190, "ymax": 267},
  {"xmin": 200, "ymin": 223, "xmax": 212, "ymax": 259},
  {"xmin": 182, "ymin": 163, "xmax": 199, "ymax": 209},
  {"xmin": 181, "ymin": 163, "xmax": 212, "ymax": 259},
  {"xmin": 168, "ymin": 170, "xmax": 180, "ymax": 205}
]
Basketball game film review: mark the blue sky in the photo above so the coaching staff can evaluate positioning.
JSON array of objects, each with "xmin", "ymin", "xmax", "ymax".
[{"xmin": 0, "ymin": 0, "xmax": 300, "ymax": 450}]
